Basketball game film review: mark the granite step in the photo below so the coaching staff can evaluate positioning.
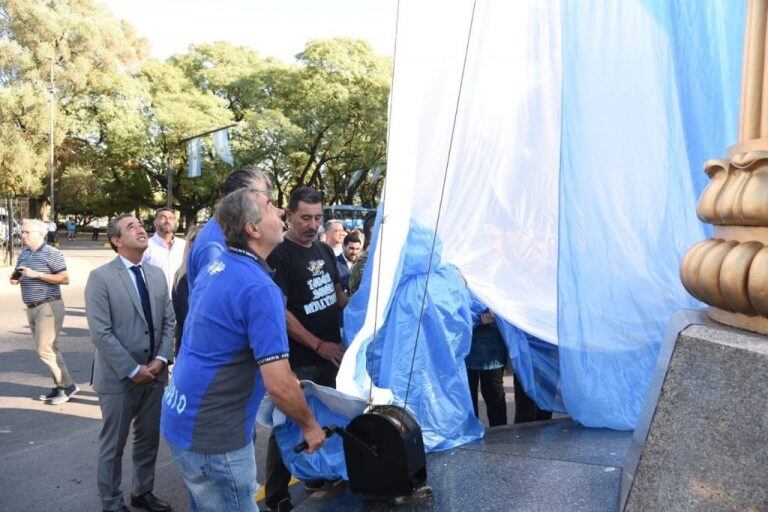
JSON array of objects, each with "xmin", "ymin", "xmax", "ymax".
[{"xmin": 292, "ymin": 417, "xmax": 633, "ymax": 512}]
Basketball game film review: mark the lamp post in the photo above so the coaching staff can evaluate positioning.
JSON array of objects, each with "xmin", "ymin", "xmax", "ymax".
[{"xmin": 49, "ymin": 57, "xmax": 55, "ymax": 224}]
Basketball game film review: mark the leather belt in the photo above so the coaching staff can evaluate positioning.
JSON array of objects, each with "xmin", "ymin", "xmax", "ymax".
[{"xmin": 26, "ymin": 296, "xmax": 62, "ymax": 309}]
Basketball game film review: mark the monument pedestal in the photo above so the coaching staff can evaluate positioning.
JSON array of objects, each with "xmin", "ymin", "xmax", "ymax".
[{"xmin": 622, "ymin": 310, "xmax": 768, "ymax": 511}]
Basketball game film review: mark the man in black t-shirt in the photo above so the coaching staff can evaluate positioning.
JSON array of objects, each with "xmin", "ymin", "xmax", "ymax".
[{"xmin": 265, "ymin": 186, "xmax": 348, "ymax": 511}]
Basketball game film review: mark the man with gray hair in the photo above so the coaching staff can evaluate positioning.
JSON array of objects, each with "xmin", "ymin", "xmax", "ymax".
[
  {"xmin": 323, "ymin": 219, "xmax": 345, "ymax": 257},
  {"xmin": 185, "ymin": 165, "xmax": 275, "ymax": 292},
  {"xmin": 163, "ymin": 189, "xmax": 325, "ymax": 511},
  {"xmin": 10, "ymin": 218, "xmax": 76, "ymax": 404}
]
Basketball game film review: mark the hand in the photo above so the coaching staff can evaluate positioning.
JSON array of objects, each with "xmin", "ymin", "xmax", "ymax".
[
  {"xmin": 131, "ymin": 365, "xmax": 155, "ymax": 384},
  {"xmin": 18, "ymin": 266, "xmax": 41, "ymax": 279},
  {"xmin": 316, "ymin": 341, "xmax": 345, "ymax": 367},
  {"xmin": 480, "ymin": 312, "xmax": 495, "ymax": 325},
  {"xmin": 147, "ymin": 359, "xmax": 165, "ymax": 377},
  {"xmin": 301, "ymin": 420, "xmax": 326, "ymax": 454}
]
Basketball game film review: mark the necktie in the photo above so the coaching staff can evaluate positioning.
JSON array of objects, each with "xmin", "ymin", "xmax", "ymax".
[{"xmin": 129, "ymin": 265, "xmax": 155, "ymax": 362}]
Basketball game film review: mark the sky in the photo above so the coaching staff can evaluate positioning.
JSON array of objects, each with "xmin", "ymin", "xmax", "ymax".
[{"xmin": 99, "ymin": 0, "xmax": 397, "ymax": 62}]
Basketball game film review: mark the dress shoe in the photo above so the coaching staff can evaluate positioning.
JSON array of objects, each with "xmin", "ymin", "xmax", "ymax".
[{"xmin": 130, "ymin": 491, "xmax": 172, "ymax": 512}]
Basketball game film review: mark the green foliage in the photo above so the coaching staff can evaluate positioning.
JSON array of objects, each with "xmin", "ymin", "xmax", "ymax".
[{"xmin": 0, "ymin": 1, "xmax": 390, "ymax": 221}]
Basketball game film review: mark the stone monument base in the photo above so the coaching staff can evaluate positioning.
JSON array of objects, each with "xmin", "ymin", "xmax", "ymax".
[{"xmin": 622, "ymin": 310, "xmax": 768, "ymax": 511}]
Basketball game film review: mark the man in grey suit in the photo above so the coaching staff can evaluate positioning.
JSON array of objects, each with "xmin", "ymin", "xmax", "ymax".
[{"xmin": 86, "ymin": 214, "xmax": 175, "ymax": 512}]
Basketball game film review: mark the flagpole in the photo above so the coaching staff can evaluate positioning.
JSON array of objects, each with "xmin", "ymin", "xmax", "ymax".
[
  {"xmin": 166, "ymin": 123, "xmax": 237, "ymax": 208},
  {"xmin": 166, "ymin": 153, "xmax": 173, "ymax": 209}
]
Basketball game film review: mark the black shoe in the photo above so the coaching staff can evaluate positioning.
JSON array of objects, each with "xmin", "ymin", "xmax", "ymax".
[
  {"xmin": 268, "ymin": 498, "xmax": 294, "ymax": 512},
  {"xmin": 303, "ymin": 480, "xmax": 325, "ymax": 492},
  {"xmin": 130, "ymin": 492, "xmax": 172, "ymax": 512},
  {"xmin": 37, "ymin": 387, "xmax": 61, "ymax": 401},
  {"xmin": 103, "ymin": 506, "xmax": 130, "ymax": 512}
]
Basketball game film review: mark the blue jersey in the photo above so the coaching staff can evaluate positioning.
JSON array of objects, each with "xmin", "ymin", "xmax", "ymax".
[
  {"xmin": 185, "ymin": 220, "xmax": 226, "ymax": 292},
  {"xmin": 161, "ymin": 247, "xmax": 289, "ymax": 453}
]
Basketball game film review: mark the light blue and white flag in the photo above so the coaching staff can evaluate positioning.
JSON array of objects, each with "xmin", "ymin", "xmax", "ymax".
[
  {"xmin": 213, "ymin": 128, "xmax": 234, "ymax": 165},
  {"xmin": 338, "ymin": 0, "xmax": 744, "ymax": 434},
  {"xmin": 346, "ymin": 169, "xmax": 365, "ymax": 193},
  {"xmin": 370, "ymin": 164, "xmax": 385, "ymax": 183},
  {"xmin": 187, "ymin": 137, "xmax": 202, "ymax": 177}
]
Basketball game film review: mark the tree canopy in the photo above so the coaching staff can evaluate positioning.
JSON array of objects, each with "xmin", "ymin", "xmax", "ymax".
[{"xmin": 0, "ymin": 0, "xmax": 391, "ymax": 225}]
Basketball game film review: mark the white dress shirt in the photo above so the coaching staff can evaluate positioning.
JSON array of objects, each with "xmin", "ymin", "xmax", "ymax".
[
  {"xmin": 118, "ymin": 255, "xmax": 167, "ymax": 378},
  {"xmin": 141, "ymin": 233, "xmax": 186, "ymax": 294}
]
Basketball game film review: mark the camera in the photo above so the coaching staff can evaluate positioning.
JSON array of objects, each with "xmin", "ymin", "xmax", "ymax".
[{"xmin": 11, "ymin": 268, "xmax": 22, "ymax": 280}]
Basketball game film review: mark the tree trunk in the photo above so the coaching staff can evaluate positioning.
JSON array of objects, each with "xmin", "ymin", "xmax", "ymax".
[{"xmin": 184, "ymin": 209, "xmax": 198, "ymax": 230}]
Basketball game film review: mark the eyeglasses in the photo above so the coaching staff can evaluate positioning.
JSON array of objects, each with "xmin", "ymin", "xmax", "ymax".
[{"xmin": 251, "ymin": 188, "xmax": 275, "ymax": 205}]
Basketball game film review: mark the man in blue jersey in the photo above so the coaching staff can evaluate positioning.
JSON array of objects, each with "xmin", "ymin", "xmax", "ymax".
[
  {"xmin": 162, "ymin": 188, "xmax": 325, "ymax": 512},
  {"xmin": 185, "ymin": 165, "xmax": 273, "ymax": 292}
]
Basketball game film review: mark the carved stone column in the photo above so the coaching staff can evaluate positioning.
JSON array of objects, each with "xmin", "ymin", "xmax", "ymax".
[{"xmin": 680, "ymin": 0, "xmax": 768, "ymax": 334}]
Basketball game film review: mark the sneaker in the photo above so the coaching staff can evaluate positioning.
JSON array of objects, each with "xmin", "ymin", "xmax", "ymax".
[
  {"xmin": 269, "ymin": 498, "xmax": 294, "ymax": 512},
  {"xmin": 37, "ymin": 387, "xmax": 61, "ymax": 401},
  {"xmin": 49, "ymin": 384, "xmax": 79, "ymax": 405}
]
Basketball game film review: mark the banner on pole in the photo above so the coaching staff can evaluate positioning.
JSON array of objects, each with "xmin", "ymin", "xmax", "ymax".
[
  {"xmin": 187, "ymin": 137, "xmax": 202, "ymax": 177},
  {"xmin": 370, "ymin": 165, "xmax": 385, "ymax": 183},
  {"xmin": 346, "ymin": 169, "xmax": 365, "ymax": 193},
  {"xmin": 213, "ymin": 128, "xmax": 234, "ymax": 165}
]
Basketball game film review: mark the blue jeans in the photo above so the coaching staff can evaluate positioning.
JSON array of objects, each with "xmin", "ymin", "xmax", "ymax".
[{"xmin": 169, "ymin": 441, "xmax": 258, "ymax": 512}]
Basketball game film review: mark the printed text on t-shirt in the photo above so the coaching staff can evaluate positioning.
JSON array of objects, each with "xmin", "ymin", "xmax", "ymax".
[{"xmin": 304, "ymin": 268, "xmax": 337, "ymax": 315}]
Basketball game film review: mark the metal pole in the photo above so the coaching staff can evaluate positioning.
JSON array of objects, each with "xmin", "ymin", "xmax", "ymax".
[
  {"xmin": 50, "ymin": 58, "xmax": 55, "ymax": 223},
  {"xmin": 166, "ymin": 153, "xmax": 173, "ymax": 209},
  {"xmin": 6, "ymin": 198, "xmax": 12, "ymax": 265}
]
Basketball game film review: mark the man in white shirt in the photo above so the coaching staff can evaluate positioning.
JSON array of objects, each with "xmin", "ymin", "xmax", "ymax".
[
  {"xmin": 323, "ymin": 219, "xmax": 345, "ymax": 257},
  {"xmin": 142, "ymin": 208, "xmax": 186, "ymax": 294}
]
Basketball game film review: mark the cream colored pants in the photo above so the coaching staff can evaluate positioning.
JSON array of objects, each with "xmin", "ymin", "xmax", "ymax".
[{"xmin": 26, "ymin": 299, "xmax": 73, "ymax": 388}]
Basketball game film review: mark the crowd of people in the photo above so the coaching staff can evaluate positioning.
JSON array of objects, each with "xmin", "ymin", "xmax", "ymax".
[{"xmin": 9, "ymin": 164, "xmax": 545, "ymax": 512}]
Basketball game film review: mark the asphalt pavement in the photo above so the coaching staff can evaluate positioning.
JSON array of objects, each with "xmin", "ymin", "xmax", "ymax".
[{"xmin": 0, "ymin": 235, "xmax": 514, "ymax": 512}]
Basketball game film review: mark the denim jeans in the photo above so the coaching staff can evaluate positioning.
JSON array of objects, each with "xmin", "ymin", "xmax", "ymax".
[{"xmin": 169, "ymin": 441, "xmax": 258, "ymax": 512}]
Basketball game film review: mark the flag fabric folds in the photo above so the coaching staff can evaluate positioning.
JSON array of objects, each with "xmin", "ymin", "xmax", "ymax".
[{"xmin": 337, "ymin": 0, "xmax": 745, "ymax": 439}]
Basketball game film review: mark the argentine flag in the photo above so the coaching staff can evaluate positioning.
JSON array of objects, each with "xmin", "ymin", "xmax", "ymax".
[
  {"xmin": 187, "ymin": 137, "xmax": 202, "ymax": 178},
  {"xmin": 213, "ymin": 128, "xmax": 234, "ymax": 166},
  {"xmin": 337, "ymin": 0, "xmax": 745, "ymax": 436}
]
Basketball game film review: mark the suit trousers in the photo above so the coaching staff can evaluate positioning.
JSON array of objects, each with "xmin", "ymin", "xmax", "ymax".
[
  {"xmin": 26, "ymin": 299, "xmax": 73, "ymax": 388},
  {"xmin": 97, "ymin": 380, "xmax": 163, "ymax": 511},
  {"xmin": 265, "ymin": 361, "xmax": 338, "ymax": 509}
]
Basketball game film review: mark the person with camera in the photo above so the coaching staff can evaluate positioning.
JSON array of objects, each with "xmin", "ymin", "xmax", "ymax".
[{"xmin": 10, "ymin": 218, "xmax": 77, "ymax": 405}]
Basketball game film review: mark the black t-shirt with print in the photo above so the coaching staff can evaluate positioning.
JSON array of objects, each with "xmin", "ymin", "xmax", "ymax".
[{"xmin": 267, "ymin": 238, "xmax": 342, "ymax": 367}]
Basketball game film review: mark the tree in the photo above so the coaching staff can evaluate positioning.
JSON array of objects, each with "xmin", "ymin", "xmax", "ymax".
[
  {"xmin": 0, "ymin": 0, "xmax": 149, "ymax": 210},
  {"xmin": 174, "ymin": 38, "xmax": 390, "ymax": 208},
  {"xmin": 137, "ymin": 59, "xmax": 234, "ymax": 226},
  {"xmin": 286, "ymin": 38, "xmax": 390, "ymax": 206},
  {"xmin": 2, "ymin": 2, "xmax": 391, "ymax": 219}
]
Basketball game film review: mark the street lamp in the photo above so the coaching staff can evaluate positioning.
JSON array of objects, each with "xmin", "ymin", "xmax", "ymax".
[{"xmin": 49, "ymin": 57, "xmax": 55, "ymax": 225}]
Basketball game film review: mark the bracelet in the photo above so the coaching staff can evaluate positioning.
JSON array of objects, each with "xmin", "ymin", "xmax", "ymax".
[{"xmin": 315, "ymin": 341, "xmax": 324, "ymax": 353}]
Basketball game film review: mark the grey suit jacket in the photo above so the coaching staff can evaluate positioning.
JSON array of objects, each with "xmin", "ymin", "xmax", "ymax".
[{"xmin": 85, "ymin": 256, "xmax": 175, "ymax": 394}]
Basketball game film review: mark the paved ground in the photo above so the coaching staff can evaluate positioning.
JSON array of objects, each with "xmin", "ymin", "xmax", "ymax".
[{"xmin": 0, "ymin": 236, "xmax": 517, "ymax": 512}]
